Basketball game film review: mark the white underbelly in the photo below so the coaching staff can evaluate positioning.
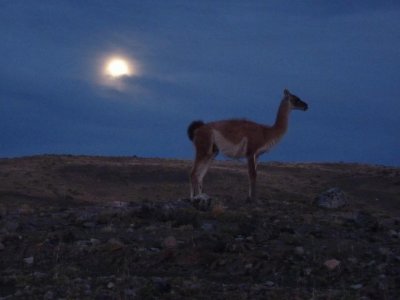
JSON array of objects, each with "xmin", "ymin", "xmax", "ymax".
[
  {"xmin": 213, "ymin": 130, "xmax": 247, "ymax": 158},
  {"xmin": 256, "ymin": 139, "xmax": 279, "ymax": 156}
]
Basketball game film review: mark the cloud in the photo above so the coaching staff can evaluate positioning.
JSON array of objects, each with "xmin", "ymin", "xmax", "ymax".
[{"xmin": 0, "ymin": 1, "xmax": 399, "ymax": 164}]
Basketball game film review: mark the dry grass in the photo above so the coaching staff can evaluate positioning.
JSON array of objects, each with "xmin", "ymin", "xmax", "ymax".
[{"xmin": 0, "ymin": 155, "xmax": 399, "ymax": 299}]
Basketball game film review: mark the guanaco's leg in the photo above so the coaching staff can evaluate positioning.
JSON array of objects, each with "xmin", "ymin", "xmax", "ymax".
[
  {"xmin": 190, "ymin": 154, "xmax": 215, "ymax": 198},
  {"xmin": 247, "ymin": 155, "xmax": 257, "ymax": 201},
  {"xmin": 190, "ymin": 128, "xmax": 217, "ymax": 199},
  {"xmin": 190, "ymin": 158, "xmax": 205, "ymax": 198}
]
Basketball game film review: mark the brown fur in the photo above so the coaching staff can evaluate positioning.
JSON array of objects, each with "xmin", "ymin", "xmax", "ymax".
[{"xmin": 188, "ymin": 89, "xmax": 308, "ymax": 201}]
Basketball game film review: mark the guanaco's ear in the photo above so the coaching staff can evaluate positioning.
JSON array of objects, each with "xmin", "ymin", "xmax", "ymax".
[{"xmin": 284, "ymin": 89, "xmax": 290, "ymax": 96}]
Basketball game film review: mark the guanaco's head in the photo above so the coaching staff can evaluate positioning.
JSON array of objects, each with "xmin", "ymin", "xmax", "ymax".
[{"xmin": 284, "ymin": 89, "xmax": 308, "ymax": 111}]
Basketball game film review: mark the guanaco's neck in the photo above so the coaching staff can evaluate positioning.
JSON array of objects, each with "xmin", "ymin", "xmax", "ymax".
[{"xmin": 273, "ymin": 99, "xmax": 291, "ymax": 136}]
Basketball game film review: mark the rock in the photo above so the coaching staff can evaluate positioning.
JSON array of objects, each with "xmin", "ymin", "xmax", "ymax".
[
  {"xmin": 2, "ymin": 233, "xmax": 22, "ymax": 243},
  {"xmin": 304, "ymin": 268, "xmax": 312, "ymax": 276},
  {"xmin": 212, "ymin": 202, "xmax": 226, "ymax": 217},
  {"xmin": 294, "ymin": 246, "xmax": 305, "ymax": 256},
  {"xmin": 191, "ymin": 193, "xmax": 212, "ymax": 211},
  {"xmin": 379, "ymin": 247, "xmax": 392, "ymax": 257},
  {"xmin": 138, "ymin": 202, "xmax": 157, "ymax": 217},
  {"xmin": 149, "ymin": 247, "xmax": 161, "ymax": 253},
  {"xmin": 350, "ymin": 283, "xmax": 363, "ymax": 290},
  {"xmin": 324, "ymin": 259, "xmax": 340, "ymax": 270},
  {"xmin": 5, "ymin": 221, "xmax": 19, "ymax": 232},
  {"xmin": 0, "ymin": 242, "xmax": 5, "ymax": 250},
  {"xmin": 74, "ymin": 211, "xmax": 95, "ymax": 224},
  {"xmin": 111, "ymin": 201, "xmax": 129, "ymax": 208},
  {"xmin": 173, "ymin": 208, "xmax": 199, "ymax": 227},
  {"xmin": 163, "ymin": 236, "xmax": 177, "ymax": 250},
  {"xmin": 90, "ymin": 238, "xmax": 101, "ymax": 246},
  {"xmin": 348, "ymin": 257, "xmax": 358, "ymax": 264},
  {"xmin": 0, "ymin": 205, "xmax": 6, "ymax": 217},
  {"xmin": 157, "ymin": 201, "xmax": 193, "ymax": 221},
  {"xmin": 102, "ymin": 224, "xmax": 115, "ymax": 233},
  {"xmin": 157, "ymin": 203, "xmax": 176, "ymax": 221},
  {"xmin": 389, "ymin": 229, "xmax": 399, "ymax": 238},
  {"xmin": 353, "ymin": 211, "xmax": 378, "ymax": 228},
  {"xmin": 43, "ymin": 290, "xmax": 54, "ymax": 300},
  {"xmin": 107, "ymin": 238, "xmax": 125, "ymax": 251},
  {"xmin": 33, "ymin": 271, "xmax": 47, "ymax": 279},
  {"xmin": 82, "ymin": 222, "xmax": 96, "ymax": 228},
  {"xmin": 314, "ymin": 188, "xmax": 347, "ymax": 209},
  {"xmin": 24, "ymin": 256, "xmax": 34, "ymax": 265},
  {"xmin": 18, "ymin": 205, "xmax": 34, "ymax": 215},
  {"xmin": 83, "ymin": 283, "xmax": 92, "ymax": 296},
  {"xmin": 75, "ymin": 240, "xmax": 91, "ymax": 251},
  {"xmin": 62, "ymin": 231, "xmax": 76, "ymax": 243},
  {"xmin": 264, "ymin": 281, "xmax": 274, "ymax": 287},
  {"xmin": 201, "ymin": 220, "xmax": 217, "ymax": 232},
  {"xmin": 124, "ymin": 288, "xmax": 136, "ymax": 297},
  {"xmin": 107, "ymin": 282, "xmax": 115, "ymax": 289},
  {"xmin": 152, "ymin": 277, "xmax": 171, "ymax": 293}
]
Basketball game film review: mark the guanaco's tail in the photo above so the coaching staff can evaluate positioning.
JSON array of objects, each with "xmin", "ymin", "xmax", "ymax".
[{"xmin": 187, "ymin": 120, "xmax": 205, "ymax": 141}]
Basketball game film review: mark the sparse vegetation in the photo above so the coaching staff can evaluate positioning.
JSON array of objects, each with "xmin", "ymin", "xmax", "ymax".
[{"xmin": 0, "ymin": 155, "xmax": 399, "ymax": 299}]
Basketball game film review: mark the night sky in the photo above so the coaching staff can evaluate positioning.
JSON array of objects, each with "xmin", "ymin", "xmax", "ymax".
[{"xmin": 1, "ymin": 1, "xmax": 399, "ymax": 166}]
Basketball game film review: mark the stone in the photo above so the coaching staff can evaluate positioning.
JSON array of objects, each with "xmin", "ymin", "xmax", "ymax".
[
  {"xmin": 191, "ymin": 193, "xmax": 212, "ymax": 211},
  {"xmin": 389, "ymin": 229, "xmax": 399, "ymax": 238},
  {"xmin": 107, "ymin": 238, "xmax": 125, "ymax": 251},
  {"xmin": 212, "ymin": 202, "xmax": 226, "ymax": 217},
  {"xmin": 324, "ymin": 259, "xmax": 340, "ymax": 270},
  {"xmin": 163, "ymin": 236, "xmax": 177, "ymax": 249},
  {"xmin": 5, "ymin": 221, "xmax": 19, "ymax": 232},
  {"xmin": 124, "ymin": 288, "xmax": 136, "ymax": 297},
  {"xmin": 379, "ymin": 247, "xmax": 392, "ymax": 257},
  {"xmin": 90, "ymin": 238, "xmax": 101, "ymax": 246},
  {"xmin": 294, "ymin": 246, "xmax": 305, "ymax": 256},
  {"xmin": 24, "ymin": 256, "xmax": 34, "ymax": 265},
  {"xmin": 75, "ymin": 240, "xmax": 91, "ymax": 251},
  {"xmin": 304, "ymin": 268, "xmax": 312, "ymax": 276},
  {"xmin": 44, "ymin": 290, "xmax": 54, "ymax": 300},
  {"xmin": 353, "ymin": 211, "xmax": 377, "ymax": 228},
  {"xmin": 348, "ymin": 257, "xmax": 358, "ymax": 264},
  {"xmin": 33, "ymin": 271, "xmax": 47, "ymax": 279},
  {"xmin": 245, "ymin": 263, "xmax": 253, "ymax": 269},
  {"xmin": 350, "ymin": 283, "xmax": 363, "ymax": 290},
  {"xmin": 82, "ymin": 222, "xmax": 96, "ymax": 228},
  {"xmin": 0, "ymin": 242, "xmax": 5, "ymax": 251},
  {"xmin": 201, "ymin": 220, "xmax": 217, "ymax": 232},
  {"xmin": 152, "ymin": 277, "xmax": 171, "ymax": 293},
  {"xmin": 314, "ymin": 188, "xmax": 347, "ymax": 209},
  {"xmin": 264, "ymin": 281, "xmax": 274, "ymax": 287},
  {"xmin": 62, "ymin": 231, "xmax": 76, "ymax": 243}
]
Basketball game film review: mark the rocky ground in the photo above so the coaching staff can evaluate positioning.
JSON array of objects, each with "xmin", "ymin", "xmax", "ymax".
[{"xmin": 0, "ymin": 155, "xmax": 399, "ymax": 299}]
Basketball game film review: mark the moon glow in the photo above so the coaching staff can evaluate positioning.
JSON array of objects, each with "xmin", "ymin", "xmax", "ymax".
[{"xmin": 105, "ymin": 58, "xmax": 132, "ymax": 77}]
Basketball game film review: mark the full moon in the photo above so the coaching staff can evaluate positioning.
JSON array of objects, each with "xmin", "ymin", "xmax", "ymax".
[{"xmin": 105, "ymin": 58, "xmax": 132, "ymax": 77}]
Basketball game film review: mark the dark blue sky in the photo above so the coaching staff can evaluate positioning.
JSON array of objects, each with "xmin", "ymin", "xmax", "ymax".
[{"xmin": 1, "ymin": 1, "xmax": 399, "ymax": 166}]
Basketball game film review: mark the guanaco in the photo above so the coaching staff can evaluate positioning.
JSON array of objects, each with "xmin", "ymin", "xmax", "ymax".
[{"xmin": 187, "ymin": 89, "xmax": 308, "ymax": 201}]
